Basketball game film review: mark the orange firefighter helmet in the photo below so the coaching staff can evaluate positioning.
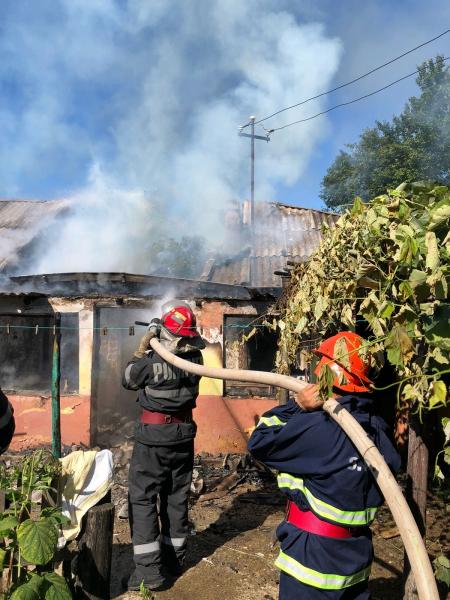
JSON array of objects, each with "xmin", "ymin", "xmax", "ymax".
[{"xmin": 313, "ymin": 332, "xmax": 373, "ymax": 393}]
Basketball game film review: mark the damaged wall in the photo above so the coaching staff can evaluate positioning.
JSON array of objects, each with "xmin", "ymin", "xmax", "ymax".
[
  {"xmin": 2, "ymin": 291, "xmax": 280, "ymax": 454},
  {"xmin": 197, "ymin": 300, "xmax": 265, "ymax": 396},
  {"xmin": 92, "ymin": 298, "xmax": 276, "ymax": 453},
  {"xmin": 195, "ymin": 300, "xmax": 277, "ymax": 453},
  {"xmin": 0, "ymin": 295, "xmax": 93, "ymax": 451},
  {"xmin": 11, "ymin": 394, "xmax": 90, "ymax": 451}
]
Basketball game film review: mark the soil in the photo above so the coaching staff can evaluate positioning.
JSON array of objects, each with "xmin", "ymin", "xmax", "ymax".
[
  {"xmin": 2, "ymin": 449, "xmax": 447, "ymax": 599},
  {"xmin": 110, "ymin": 472, "xmax": 449, "ymax": 600}
]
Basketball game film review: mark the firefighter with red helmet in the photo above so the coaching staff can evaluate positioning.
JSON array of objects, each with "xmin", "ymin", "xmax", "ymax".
[
  {"xmin": 122, "ymin": 300, "xmax": 205, "ymax": 591},
  {"xmin": 248, "ymin": 332, "xmax": 400, "ymax": 599}
]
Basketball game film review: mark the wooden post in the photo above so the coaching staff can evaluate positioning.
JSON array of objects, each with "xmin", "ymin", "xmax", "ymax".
[
  {"xmin": 51, "ymin": 312, "xmax": 62, "ymax": 458},
  {"xmin": 277, "ymin": 386, "xmax": 289, "ymax": 405},
  {"xmin": 403, "ymin": 416, "xmax": 429, "ymax": 599},
  {"xmin": 76, "ymin": 502, "xmax": 115, "ymax": 600},
  {"xmin": 276, "ymin": 351, "xmax": 289, "ymax": 405}
]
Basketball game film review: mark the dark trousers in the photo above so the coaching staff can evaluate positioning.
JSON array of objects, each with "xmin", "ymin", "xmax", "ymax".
[
  {"xmin": 128, "ymin": 440, "xmax": 194, "ymax": 575},
  {"xmin": 279, "ymin": 573, "xmax": 370, "ymax": 599}
]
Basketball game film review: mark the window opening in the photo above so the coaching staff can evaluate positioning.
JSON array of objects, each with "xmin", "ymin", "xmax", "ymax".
[
  {"xmin": 223, "ymin": 315, "xmax": 277, "ymax": 397},
  {"xmin": 0, "ymin": 313, "xmax": 79, "ymax": 394}
]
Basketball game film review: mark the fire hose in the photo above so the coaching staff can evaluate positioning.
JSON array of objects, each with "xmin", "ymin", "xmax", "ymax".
[{"xmin": 149, "ymin": 337, "xmax": 439, "ymax": 600}]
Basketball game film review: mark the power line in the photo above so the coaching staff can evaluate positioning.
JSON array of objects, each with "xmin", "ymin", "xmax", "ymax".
[
  {"xmin": 269, "ymin": 57, "xmax": 450, "ymax": 133},
  {"xmin": 240, "ymin": 28, "xmax": 450, "ymax": 129},
  {"xmin": 0, "ymin": 323, "xmax": 276, "ymax": 332}
]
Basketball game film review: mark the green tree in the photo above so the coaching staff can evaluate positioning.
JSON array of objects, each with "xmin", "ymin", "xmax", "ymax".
[
  {"xmin": 148, "ymin": 235, "xmax": 206, "ymax": 279},
  {"xmin": 321, "ymin": 56, "xmax": 450, "ymax": 210}
]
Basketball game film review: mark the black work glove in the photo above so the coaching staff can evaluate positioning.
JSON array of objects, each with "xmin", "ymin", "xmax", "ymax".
[
  {"xmin": 147, "ymin": 318, "xmax": 162, "ymax": 338},
  {"xmin": 133, "ymin": 319, "xmax": 162, "ymax": 358}
]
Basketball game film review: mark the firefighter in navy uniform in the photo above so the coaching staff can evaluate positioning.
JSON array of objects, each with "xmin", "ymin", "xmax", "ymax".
[
  {"xmin": 0, "ymin": 387, "xmax": 15, "ymax": 454},
  {"xmin": 122, "ymin": 300, "xmax": 205, "ymax": 591},
  {"xmin": 248, "ymin": 332, "xmax": 401, "ymax": 600}
]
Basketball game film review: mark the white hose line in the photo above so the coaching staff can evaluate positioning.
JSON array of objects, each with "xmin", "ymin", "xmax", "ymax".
[{"xmin": 150, "ymin": 338, "xmax": 439, "ymax": 600}]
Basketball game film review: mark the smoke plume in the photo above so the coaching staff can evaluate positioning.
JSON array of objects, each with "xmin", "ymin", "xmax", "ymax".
[{"xmin": 2, "ymin": 1, "xmax": 342, "ymax": 275}]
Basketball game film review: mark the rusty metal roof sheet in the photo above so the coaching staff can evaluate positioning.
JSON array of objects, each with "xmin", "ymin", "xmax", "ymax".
[
  {"xmin": 0, "ymin": 199, "xmax": 69, "ymax": 271},
  {"xmin": 204, "ymin": 202, "xmax": 339, "ymax": 287}
]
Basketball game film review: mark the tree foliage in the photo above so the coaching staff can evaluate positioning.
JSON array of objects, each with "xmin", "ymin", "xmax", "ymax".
[
  {"xmin": 278, "ymin": 181, "xmax": 449, "ymax": 417},
  {"xmin": 147, "ymin": 235, "xmax": 206, "ymax": 279},
  {"xmin": 278, "ymin": 182, "xmax": 450, "ymax": 587},
  {"xmin": 321, "ymin": 57, "xmax": 450, "ymax": 210}
]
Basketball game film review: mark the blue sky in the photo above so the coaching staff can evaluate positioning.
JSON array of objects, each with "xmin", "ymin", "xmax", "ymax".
[
  {"xmin": 275, "ymin": 0, "xmax": 450, "ymax": 208},
  {"xmin": 1, "ymin": 0, "xmax": 449, "ymax": 211}
]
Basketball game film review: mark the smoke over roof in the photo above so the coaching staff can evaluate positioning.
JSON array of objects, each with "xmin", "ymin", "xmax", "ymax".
[{"xmin": 1, "ymin": 1, "xmax": 342, "ymax": 275}]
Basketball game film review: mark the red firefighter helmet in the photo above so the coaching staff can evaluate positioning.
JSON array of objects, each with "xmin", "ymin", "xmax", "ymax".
[
  {"xmin": 161, "ymin": 300, "xmax": 198, "ymax": 338},
  {"xmin": 313, "ymin": 332, "xmax": 372, "ymax": 393}
]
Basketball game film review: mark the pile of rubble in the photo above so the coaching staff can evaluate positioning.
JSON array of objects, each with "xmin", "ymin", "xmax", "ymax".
[
  {"xmin": 110, "ymin": 446, "xmax": 275, "ymax": 519},
  {"xmin": 2, "ymin": 445, "xmax": 278, "ymax": 520}
]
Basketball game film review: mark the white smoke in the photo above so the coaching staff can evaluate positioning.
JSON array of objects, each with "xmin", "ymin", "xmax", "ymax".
[
  {"xmin": 32, "ymin": 166, "xmax": 168, "ymax": 273},
  {"xmin": 2, "ymin": 1, "xmax": 342, "ymax": 274}
]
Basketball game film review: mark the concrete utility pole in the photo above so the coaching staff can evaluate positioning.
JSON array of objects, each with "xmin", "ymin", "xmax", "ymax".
[
  {"xmin": 239, "ymin": 116, "xmax": 270, "ymax": 285},
  {"xmin": 239, "ymin": 116, "xmax": 270, "ymax": 232}
]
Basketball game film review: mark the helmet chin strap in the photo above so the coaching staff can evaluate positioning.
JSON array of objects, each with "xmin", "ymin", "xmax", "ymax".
[
  {"xmin": 159, "ymin": 326, "xmax": 205, "ymax": 354},
  {"xmin": 159, "ymin": 327, "xmax": 182, "ymax": 353}
]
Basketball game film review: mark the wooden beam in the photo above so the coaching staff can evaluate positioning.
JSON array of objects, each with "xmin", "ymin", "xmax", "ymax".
[
  {"xmin": 403, "ymin": 415, "xmax": 429, "ymax": 599},
  {"xmin": 76, "ymin": 502, "xmax": 115, "ymax": 600}
]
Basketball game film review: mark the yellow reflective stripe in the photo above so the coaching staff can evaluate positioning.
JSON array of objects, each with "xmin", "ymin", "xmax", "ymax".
[
  {"xmin": 257, "ymin": 415, "xmax": 287, "ymax": 428},
  {"xmin": 275, "ymin": 551, "xmax": 371, "ymax": 590},
  {"xmin": 277, "ymin": 473, "xmax": 377, "ymax": 526}
]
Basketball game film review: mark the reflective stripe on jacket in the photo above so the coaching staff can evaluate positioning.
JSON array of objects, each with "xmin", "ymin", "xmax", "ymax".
[
  {"xmin": 122, "ymin": 348, "xmax": 203, "ymax": 446},
  {"xmin": 277, "ymin": 472, "xmax": 377, "ymax": 526}
]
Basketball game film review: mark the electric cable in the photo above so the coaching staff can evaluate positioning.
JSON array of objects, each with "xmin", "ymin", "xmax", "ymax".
[
  {"xmin": 240, "ymin": 28, "xmax": 450, "ymax": 129},
  {"xmin": 270, "ymin": 57, "xmax": 450, "ymax": 133}
]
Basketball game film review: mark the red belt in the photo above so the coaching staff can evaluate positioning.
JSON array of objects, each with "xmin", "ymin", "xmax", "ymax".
[
  {"xmin": 286, "ymin": 501, "xmax": 355, "ymax": 539},
  {"xmin": 140, "ymin": 409, "xmax": 193, "ymax": 425}
]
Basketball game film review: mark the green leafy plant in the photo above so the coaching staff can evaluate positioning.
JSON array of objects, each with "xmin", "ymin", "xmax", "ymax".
[
  {"xmin": 0, "ymin": 451, "xmax": 72, "ymax": 600},
  {"xmin": 433, "ymin": 554, "xmax": 450, "ymax": 588},
  {"xmin": 435, "ymin": 417, "xmax": 450, "ymax": 482},
  {"xmin": 278, "ymin": 180, "xmax": 450, "ymax": 585},
  {"xmin": 278, "ymin": 181, "xmax": 449, "ymax": 416},
  {"xmin": 432, "ymin": 418, "xmax": 450, "ymax": 587},
  {"xmin": 139, "ymin": 581, "xmax": 153, "ymax": 599}
]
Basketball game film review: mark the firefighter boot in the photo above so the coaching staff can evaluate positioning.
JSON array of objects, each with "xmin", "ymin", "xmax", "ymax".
[
  {"xmin": 161, "ymin": 543, "xmax": 185, "ymax": 577},
  {"xmin": 127, "ymin": 565, "xmax": 167, "ymax": 591}
]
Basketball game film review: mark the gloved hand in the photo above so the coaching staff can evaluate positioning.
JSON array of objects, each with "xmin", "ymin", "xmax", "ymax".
[
  {"xmin": 147, "ymin": 318, "xmax": 162, "ymax": 338},
  {"xmin": 296, "ymin": 384, "xmax": 324, "ymax": 411},
  {"xmin": 133, "ymin": 319, "xmax": 162, "ymax": 358}
]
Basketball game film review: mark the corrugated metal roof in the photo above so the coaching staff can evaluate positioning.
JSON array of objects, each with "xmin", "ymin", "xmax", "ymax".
[
  {"xmin": 203, "ymin": 201, "xmax": 339, "ymax": 287},
  {"xmin": 0, "ymin": 199, "xmax": 69, "ymax": 271}
]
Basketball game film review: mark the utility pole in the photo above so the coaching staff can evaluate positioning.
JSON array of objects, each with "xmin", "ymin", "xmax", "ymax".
[
  {"xmin": 239, "ymin": 116, "xmax": 270, "ymax": 284},
  {"xmin": 239, "ymin": 116, "xmax": 270, "ymax": 229}
]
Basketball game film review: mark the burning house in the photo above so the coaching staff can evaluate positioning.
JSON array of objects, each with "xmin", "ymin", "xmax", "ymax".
[{"xmin": 0, "ymin": 198, "xmax": 338, "ymax": 453}]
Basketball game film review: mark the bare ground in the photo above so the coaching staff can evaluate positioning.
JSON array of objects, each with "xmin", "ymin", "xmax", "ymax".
[{"xmin": 110, "ymin": 476, "xmax": 449, "ymax": 600}]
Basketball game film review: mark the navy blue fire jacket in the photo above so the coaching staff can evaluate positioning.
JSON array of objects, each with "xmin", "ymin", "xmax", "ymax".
[
  {"xmin": 0, "ymin": 388, "xmax": 15, "ymax": 454},
  {"xmin": 248, "ymin": 395, "xmax": 401, "ymax": 592}
]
